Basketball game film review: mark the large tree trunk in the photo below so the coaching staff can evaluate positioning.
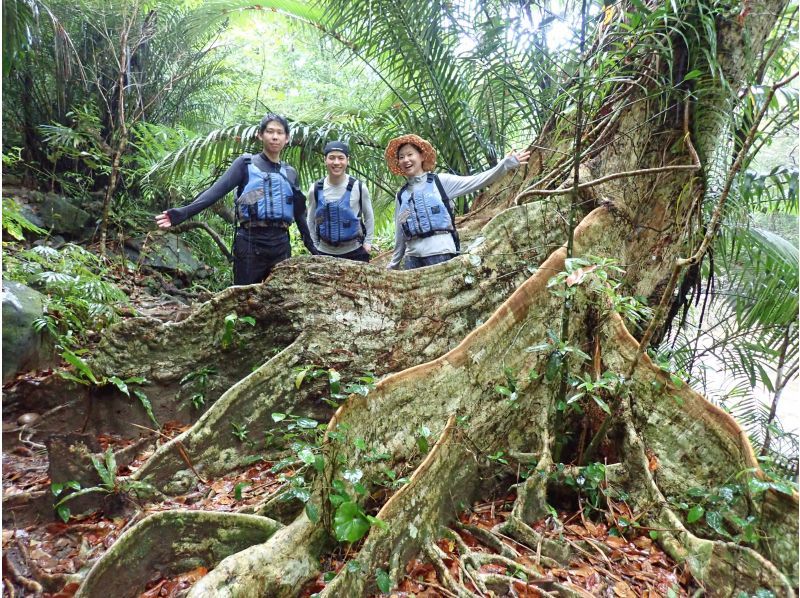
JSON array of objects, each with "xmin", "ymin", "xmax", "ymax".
[{"xmin": 70, "ymin": 2, "xmax": 797, "ymax": 596}]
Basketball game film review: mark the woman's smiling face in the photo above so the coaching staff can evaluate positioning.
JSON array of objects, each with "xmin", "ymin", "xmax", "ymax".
[{"xmin": 396, "ymin": 144, "xmax": 424, "ymax": 177}]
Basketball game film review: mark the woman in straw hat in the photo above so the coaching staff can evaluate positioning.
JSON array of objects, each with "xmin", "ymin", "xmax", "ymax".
[{"xmin": 385, "ymin": 135, "xmax": 530, "ymax": 270}]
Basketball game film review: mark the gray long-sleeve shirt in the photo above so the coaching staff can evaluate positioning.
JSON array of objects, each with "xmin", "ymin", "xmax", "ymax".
[
  {"xmin": 165, "ymin": 153, "xmax": 317, "ymax": 254},
  {"xmin": 387, "ymin": 154, "xmax": 521, "ymax": 269},
  {"xmin": 306, "ymin": 176, "xmax": 375, "ymax": 255}
]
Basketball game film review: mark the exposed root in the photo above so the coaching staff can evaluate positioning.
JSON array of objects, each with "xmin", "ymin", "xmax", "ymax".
[
  {"xmin": 423, "ymin": 540, "xmax": 473, "ymax": 598},
  {"xmin": 186, "ymin": 514, "xmax": 326, "ymax": 598},
  {"xmin": 13, "ymin": 537, "xmax": 83, "ymax": 592},
  {"xmin": 320, "ymin": 417, "xmax": 474, "ymax": 596},
  {"xmin": 453, "ymin": 523, "xmax": 519, "ymax": 559},
  {"xmin": 499, "ymin": 515, "xmax": 571, "ymax": 567},
  {"xmin": 133, "ymin": 333, "xmax": 315, "ymax": 491},
  {"xmin": 3, "ymin": 550, "xmax": 43, "ymax": 595},
  {"xmin": 599, "ymin": 315, "xmax": 799, "ymax": 590},
  {"xmin": 468, "ymin": 551, "xmax": 543, "ymax": 580},
  {"xmin": 75, "ymin": 510, "xmax": 282, "ymax": 598},
  {"xmin": 106, "ymin": 201, "xmax": 566, "ymax": 492}
]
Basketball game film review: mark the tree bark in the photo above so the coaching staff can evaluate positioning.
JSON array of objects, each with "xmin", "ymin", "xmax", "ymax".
[{"xmin": 72, "ymin": 1, "xmax": 798, "ymax": 596}]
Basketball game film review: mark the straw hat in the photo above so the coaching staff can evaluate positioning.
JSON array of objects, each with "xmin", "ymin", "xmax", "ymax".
[{"xmin": 384, "ymin": 134, "xmax": 437, "ymax": 176}]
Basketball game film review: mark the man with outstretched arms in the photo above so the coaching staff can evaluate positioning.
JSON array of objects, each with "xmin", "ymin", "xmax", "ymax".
[
  {"xmin": 155, "ymin": 113, "xmax": 318, "ymax": 285},
  {"xmin": 306, "ymin": 141, "xmax": 375, "ymax": 262}
]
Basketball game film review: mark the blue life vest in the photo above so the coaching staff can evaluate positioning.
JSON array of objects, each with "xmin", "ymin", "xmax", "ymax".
[
  {"xmin": 314, "ymin": 177, "xmax": 363, "ymax": 245},
  {"xmin": 236, "ymin": 159, "xmax": 294, "ymax": 226},
  {"xmin": 397, "ymin": 173, "xmax": 454, "ymax": 240}
]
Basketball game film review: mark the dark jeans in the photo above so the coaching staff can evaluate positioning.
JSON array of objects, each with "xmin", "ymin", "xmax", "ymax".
[
  {"xmin": 404, "ymin": 253, "xmax": 457, "ymax": 270},
  {"xmin": 232, "ymin": 228, "xmax": 291, "ymax": 285},
  {"xmin": 319, "ymin": 246, "xmax": 371, "ymax": 263}
]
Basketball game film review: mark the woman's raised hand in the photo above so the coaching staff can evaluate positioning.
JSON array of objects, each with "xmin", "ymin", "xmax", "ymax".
[{"xmin": 509, "ymin": 149, "xmax": 531, "ymax": 166}]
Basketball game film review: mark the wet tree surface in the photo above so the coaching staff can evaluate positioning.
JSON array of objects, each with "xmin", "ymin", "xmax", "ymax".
[{"xmin": 3, "ymin": 1, "xmax": 798, "ymax": 596}]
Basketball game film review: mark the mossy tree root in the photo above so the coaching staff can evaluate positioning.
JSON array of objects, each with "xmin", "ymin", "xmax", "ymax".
[
  {"xmin": 186, "ymin": 514, "xmax": 326, "ymax": 598},
  {"xmin": 130, "ymin": 201, "xmax": 568, "ymax": 492},
  {"xmin": 78, "ymin": 199, "xmax": 796, "ymax": 597},
  {"xmin": 75, "ymin": 510, "xmax": 282, "ymax": 598}
]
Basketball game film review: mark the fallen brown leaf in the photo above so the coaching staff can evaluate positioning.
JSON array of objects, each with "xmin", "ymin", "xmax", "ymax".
[{"xmin": 613, "ymin": 580, "xmax": 637, "ymax": 597}]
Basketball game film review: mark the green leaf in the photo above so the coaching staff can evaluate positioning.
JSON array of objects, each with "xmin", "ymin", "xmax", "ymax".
[
  {"xmin": 669, "ymin": 373, "xmax": 683, "ymax": 388},
  {"xmin": 108, "ymin": 375, "xmax": 130, "ymax": 396},
  {"xmin": 294, "ymin": 367, "xmax": 311, "ymax": 389},
  {"xmin": 416, "ymin": 435, "xmax": 429, "ymax": 453},
  {"xmin": 51, "ymin": 482, "xmax": 64, "ymax": 496},
  {"xmin": 54, "ymin": 486, "xmax": 108, "ymax": 507},
  {"xmin": 494, "ymin": 385, "xmax": 513, "ymax": 397},
  {"xmin": 334, "ymin": 501, "xmax": 371, "ymax": 543},
  {"xmin": 239, "ymin": 316, "xmax": 256, "ymax": 326},
  {"xmin": 525, "ymin": 342, "xmax": 552, "ymax": 353},
  {"xmin": 104, "ymin": 447, "xmax": 116, "ymax": 483},
  {"xmin": 649, "ymin": 530, "xmax": 659, "ymax": 540},
  {"xmin": 343, "ymin": 469, "xmax": 364, "ymax": 484},
  {"xmin": 567, "ymin": 392, "xmax": 584, "ymax": 404},
  {"xmin": 682, "ymin": 69, "xmax": 702, "ymax": 81},
  {"xmin": 329, "ymin": 493, "xmax": 347, "ymax": 507},
  {"xmin": 91, "ymin": 452, "xmax": 115, "ymax": 490},
  {"xmin": 271, "ymin": 412, "xmax": 287, "ymax": 422},
  {"xmin": 705, "ymin": 510, "xmax": 726, "ymax": 536},
  {"xmin": 297, "ymin": 418, "xmax": 319, "ymax": 429},
  {"xmin": 328, "ymin": 368, "xmax": 341, "ymax": 394},
  {"xmin": 56, "ymin": 505, "xmax": 71, "ymax": 523},
  {"xmin": 346, "ymin": 560, "xmax": 362, "ymax": 573},
  {"xmin": 61, "ymin": 348, "xmax": 99, "ymax": 384},
  {"xmin": 133, "ymin": 389, "xmax": 159, "ymax": 428},
  {"xmin": 305, "ymin": 502, "xmax": 320, "ymax": 523},
  {"xmin": 686, "ymin": 504, "xmax": 704, "ymax": 523},
  {"xmin": 367, "ymin": 514, "xmax": 388, "ymax": 530},
  {"xmin": 376, "ymin": 568, "xmax": 391, "ymax": 593},
  {"xmin": 545, "ymin": 352, "xmax": 562, "ymax": 381},
  {"xmin": 234, "ymin": 482, "xmax": 250, "ymax": 500},
  {"xmin": 323, "ymin": 571, "xmax": 336, "ymax": 582},
  {"xmin": 298, "ymin": 448, "xmax": 316, "ymax": 465},
  {"xmin": 591, "ymin": 395, "xmax": 612, "ymax": 415},
  {"xmin": 57, "ymin": 371, "xmax": 92, "ymax": 386}
]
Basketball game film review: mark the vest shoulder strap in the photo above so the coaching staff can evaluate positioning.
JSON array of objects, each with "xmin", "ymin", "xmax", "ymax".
[
  {"xmin": 431, "ymin": 173, "xmax": 459, "ymax": 252},
  {"xmin": 430, "ymin": 173, "xmax": 450, "ymax": 203},
  {"xmin": 397, "ymin": 181, "xmax": 410, "ymax": 203}
]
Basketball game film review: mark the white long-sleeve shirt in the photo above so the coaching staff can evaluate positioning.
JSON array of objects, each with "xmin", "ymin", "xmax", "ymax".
[{"xmin": 387, "ymin": 154, "xmax": 521, "ymax": 269}]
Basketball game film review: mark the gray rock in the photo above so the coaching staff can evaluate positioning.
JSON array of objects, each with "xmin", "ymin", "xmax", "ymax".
[
  {"xmin": 38, "ymin": 194, "xmax": 92, "ymax": 237},
  {"xmin": 19, "ymin": 203, "xmax": 45, "ymax": 229},
  {"xmin": 6, "ymin": 188, "xmax": 93, "ymax": 239},
  {"xmin": 125, "ymin": 235, "xmax": 204, "ymax": 277},
  {"xmin": 2, "ymin": 281, "xmax": 54, "ymax": 382}
]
